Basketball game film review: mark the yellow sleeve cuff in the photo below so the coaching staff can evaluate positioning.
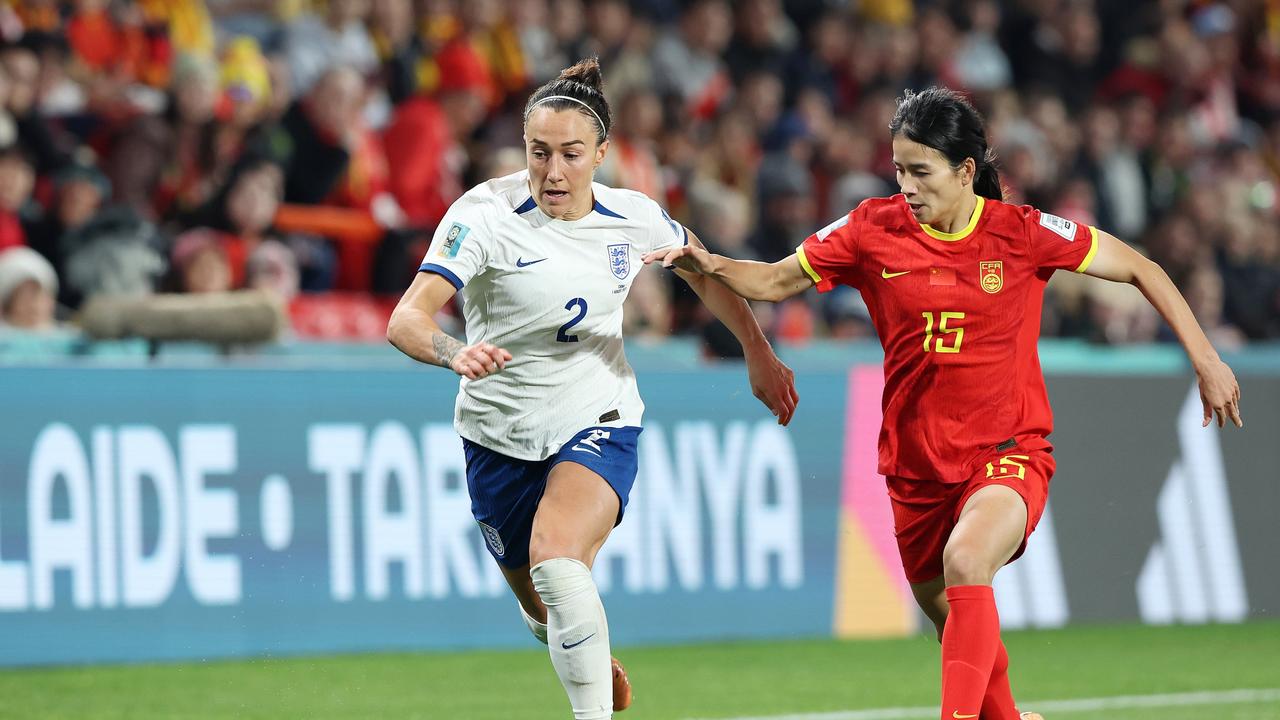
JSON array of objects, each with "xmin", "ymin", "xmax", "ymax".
[
  {"xmin": 1075, "ymin": 226, "xmax": 1099, "ymax": 273},
  {"xmin": 795, "ymin": 245, "xmax": 823, "ymax": 285}
]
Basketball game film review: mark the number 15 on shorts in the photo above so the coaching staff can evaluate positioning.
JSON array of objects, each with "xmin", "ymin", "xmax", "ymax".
[{"xmin": 986, "ymin": 454, "xmax": 1029, "ymax": 480}]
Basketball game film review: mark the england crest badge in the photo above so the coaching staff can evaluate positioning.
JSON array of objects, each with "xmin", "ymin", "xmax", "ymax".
[
  {"xmin": 608, "ymin": 243, "xmax": 630, "ymax": 279},
  {"xmin": 478, "ymin": 521, "xmax": 505, "ymax": 557}
]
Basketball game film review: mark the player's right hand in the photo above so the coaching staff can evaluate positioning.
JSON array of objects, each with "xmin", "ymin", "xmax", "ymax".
[
  {"xmin": 745, "ymin": 346, "xmax": 798, "ymax": 426},
  {"xmin": 1196, "ymin": 356, "xmax": 1242, "ymax": 428},
  {"xmin": 451, "ymin": 342, "xmax": 512, "ymax": 380},
  {"xmin": 642, "ymin": 245, "xmax": 715, "ymax": 275}
]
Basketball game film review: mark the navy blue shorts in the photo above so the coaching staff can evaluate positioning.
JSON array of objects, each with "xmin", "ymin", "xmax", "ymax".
[{"xmin": 463, "ymin": 426, "xmax": 642, "ymax": 569}]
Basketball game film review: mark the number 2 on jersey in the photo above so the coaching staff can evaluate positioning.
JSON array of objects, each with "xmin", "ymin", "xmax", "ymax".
[
  {"xmin": 922, "ymin": 311, "xmax": 965, "ymax": 353},
  {"xmin": 557, "ymin": 298, "xmax": 588, "ymax": 342}
]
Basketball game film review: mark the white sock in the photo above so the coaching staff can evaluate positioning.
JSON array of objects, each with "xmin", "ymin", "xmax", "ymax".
[
  {"xmin": 530, "ymin": 557, "xmax": 612, "ymax": 720},
  {"xmin": 519, "ymin": 601, "xmax": 549, "ymax": 645}
]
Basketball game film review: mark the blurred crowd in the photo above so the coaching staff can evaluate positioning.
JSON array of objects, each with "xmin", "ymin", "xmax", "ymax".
[{"xmin": 0, "ymin": 0, "xmax": 1277, "ymax": 351}]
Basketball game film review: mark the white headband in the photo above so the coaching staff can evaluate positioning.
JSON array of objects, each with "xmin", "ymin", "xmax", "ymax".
[{"xmin": 529, "ymin": 95, "xmax": 607, "ymax": 138}]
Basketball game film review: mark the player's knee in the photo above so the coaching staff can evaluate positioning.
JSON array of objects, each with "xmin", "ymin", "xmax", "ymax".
[
  {"xmin": 527, "ymin": 541, "xmax": 557, "ymax": 569},
  {"xmin": 528, "ymin": 531, "xmax": 587, "ymax": 568},
  {"xmin": 942, "ymin": 544, "xmax": 996, "ymax": 586},
  {"xmin": 530, "ymin": 557, "xmax": 596, "ymax": 606}
]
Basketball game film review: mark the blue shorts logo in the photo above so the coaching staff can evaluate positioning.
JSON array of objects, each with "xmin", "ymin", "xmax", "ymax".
[
  {"xmin": 572, "ymin": 429, "xmax": 611, "ymax": 457},
  {"xmin": 608, "ymin": 243, "xmax": 630, "ymax": 279},
  {"xmin": 478, "ymin": 521, "xmax": 505, "ymax": 557}
]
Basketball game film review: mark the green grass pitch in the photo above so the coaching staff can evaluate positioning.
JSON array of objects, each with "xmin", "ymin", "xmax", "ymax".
[{"xmin": 1, "ymin": 620, "xmax": 1276, "ymax": 719}]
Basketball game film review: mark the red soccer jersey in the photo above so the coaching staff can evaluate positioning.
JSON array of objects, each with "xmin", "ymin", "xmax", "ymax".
[{"xmin": 798, "ymin": 194, "xmax": 1098, "ymax": 482}]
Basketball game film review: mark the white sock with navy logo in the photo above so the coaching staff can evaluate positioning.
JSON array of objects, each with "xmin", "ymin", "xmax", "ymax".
[
  {"xmin": 531, "ymin": 557, "xmax": 612, "ymax": 720},
  {"xmin": 519, "ymin": 601, "xmax": 549, "ymax": 645}
]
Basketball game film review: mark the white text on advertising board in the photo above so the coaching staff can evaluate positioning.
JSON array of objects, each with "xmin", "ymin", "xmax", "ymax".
[{"xmin": 1, "ymin": 420, "xmax": 803, "ymax": 610}]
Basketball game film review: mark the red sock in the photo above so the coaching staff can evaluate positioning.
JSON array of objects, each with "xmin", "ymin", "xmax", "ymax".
[
  {"xmin": 940, "ymin": 585, "xmax": 1000, "ymax": 720},
  {"xmin": 981, "ymin": 642, "xmax": 1019, "ymax": 720}
]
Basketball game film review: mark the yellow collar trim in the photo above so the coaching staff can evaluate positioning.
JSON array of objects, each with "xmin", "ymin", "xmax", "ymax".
[{"xmin": 921, "ymin": 196, "xmax": 985, "ymax": 241}]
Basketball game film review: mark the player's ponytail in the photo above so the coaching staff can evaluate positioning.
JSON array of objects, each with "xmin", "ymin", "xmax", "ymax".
[
  {"xmin": 973, "ymin": 148, "xmax": 1004, "ymax": 202},
  {"xmin": 523, "ymin": 57, "xmax": 612, "ymax": 146},
  {"xmin": 890, "ymin": 87, "xmax": 1006, "ymax": 201}
]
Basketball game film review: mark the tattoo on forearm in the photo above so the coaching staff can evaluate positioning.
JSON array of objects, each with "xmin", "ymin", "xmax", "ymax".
[{"xmin": 432, "ymin": 333, "xmax": 464, "ymax": 367}]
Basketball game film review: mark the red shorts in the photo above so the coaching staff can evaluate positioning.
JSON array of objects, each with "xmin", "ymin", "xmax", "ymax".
[{"xmin": 887, "ymin": 441, "xmax": 1054, "ymax": 584}]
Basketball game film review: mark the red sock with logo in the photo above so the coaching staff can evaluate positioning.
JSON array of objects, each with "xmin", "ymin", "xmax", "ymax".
[
  {"xmin": 981, "ymin": 642, "xmax": 1019, "ymax": 719},
  {"xmin": 940, "ymin": 585, "xmax": 1000, "ymax": 720}
]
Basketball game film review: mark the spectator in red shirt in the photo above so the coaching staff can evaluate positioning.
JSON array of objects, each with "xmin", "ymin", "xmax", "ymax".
[
  {"xmin": 0, "ymin": 145, "xmax": 35, "ymax": 251},
  {"xmin": 383, "ymin": 40, "xmax": 493, "ymax": 228}
]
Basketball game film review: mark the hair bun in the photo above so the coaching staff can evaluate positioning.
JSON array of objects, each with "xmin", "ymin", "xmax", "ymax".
[
  {"xmin": 558, "ymin": 57, "xmax": 604, "ymax": 92},
  {"xmin": 523, "ymin": 58, "xmax": 612, "ymax": 143}
]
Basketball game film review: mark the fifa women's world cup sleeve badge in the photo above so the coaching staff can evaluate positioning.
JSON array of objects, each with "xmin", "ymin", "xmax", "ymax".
[
  {"xmin": 979, "ymin": 260, "xmax": 1003, "ymax": 294},
  {"xmin": 438, "ymin": 222, "xmax": 469, "ymax": 258}
]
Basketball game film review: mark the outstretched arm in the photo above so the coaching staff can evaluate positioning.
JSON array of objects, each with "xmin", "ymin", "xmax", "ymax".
[
  {"xmin": 642, "ymin": 244, "xmax": 814, "ymax": 303},
  {"xmin": 387, "ymin": 272, "xmax": 512, "ymax": 380},
  {"xmin": 670, "ymin": 230, "xmax": 799, "ymax": 425},
  {"xmin": 1084, "ymin": 231, "xmax": 1242, "ymax": 428}
]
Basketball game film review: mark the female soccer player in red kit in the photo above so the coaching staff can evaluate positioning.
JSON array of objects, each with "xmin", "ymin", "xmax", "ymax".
[{"xmin": 645, "ymin": 87, "xmax": 1243, "ymax": 720}]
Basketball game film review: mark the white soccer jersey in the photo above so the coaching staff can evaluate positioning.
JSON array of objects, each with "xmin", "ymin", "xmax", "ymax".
[{"xmin": 420, "ymin": 170, "xmax": 687, "ymax": 461}]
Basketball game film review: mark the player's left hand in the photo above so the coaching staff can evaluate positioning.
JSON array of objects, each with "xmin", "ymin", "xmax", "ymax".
[
  {"xmin": 642, "ymin": 245, "xmax": 715, "ymax": 275},
  {"xmin": 744, "ymin": 346, "xmax": 798, "ymax": 426},
  {"xmin": 1195, "ymin": 356, "xmax": 1242, "ymax": 428}
]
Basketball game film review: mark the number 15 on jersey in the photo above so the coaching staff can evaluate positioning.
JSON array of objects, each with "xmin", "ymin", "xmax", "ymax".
[{"xmin": 922, "ymin": 311, "xmax": 965, "ymax": 353}]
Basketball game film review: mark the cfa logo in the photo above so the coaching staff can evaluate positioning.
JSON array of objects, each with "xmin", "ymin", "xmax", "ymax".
[
  {"xmin": 979, "ymin": 260, "xmax": 1003, "ymax": 294},
  {"xmin": 1136, "ymin": 384, "xmax": 1248, "ymax": 623}
]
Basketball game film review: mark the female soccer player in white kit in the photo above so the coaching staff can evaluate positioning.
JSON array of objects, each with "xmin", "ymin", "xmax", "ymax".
[{"xmin": 387, "ymin": 58, "xmax": 798, "ymax": 719}]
